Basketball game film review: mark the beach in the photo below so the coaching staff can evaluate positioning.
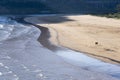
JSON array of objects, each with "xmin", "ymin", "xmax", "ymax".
[
  {"xmin": 25, "ymin": 15, "xmax": 120, "ymax": 64},
  {"xmin": 0, "ymin": 16, "xmax": 119, "ymax": 80}
]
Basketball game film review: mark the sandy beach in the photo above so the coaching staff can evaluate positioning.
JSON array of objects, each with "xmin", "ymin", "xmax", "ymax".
[{"xmin": 25, "ymin": 15, "xmax": 120, "ymax": 64}]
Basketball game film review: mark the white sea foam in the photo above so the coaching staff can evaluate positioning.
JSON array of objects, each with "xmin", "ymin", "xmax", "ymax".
[
  {"xmin": 0, "ymin": 17, "xmax": 40, "ymax": 42},
  {"xmin": 0, "ymin": 16, "xmax": 119, "ymax": 80},
  {"xmin": 0, "ymin": 72, "xmax": 3, "ymax": 76},
  {"xmin": 56, "ymin": 50, "xmax": 120, "ymax": 78},
  {"xmin": 0, "ymin": 17, "xmax": 14, "ymax": 41}
]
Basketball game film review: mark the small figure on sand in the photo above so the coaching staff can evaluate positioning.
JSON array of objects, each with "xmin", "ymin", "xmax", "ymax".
[{"xmin": 95, "ymin": 42, "xmax": 98, "ymax": 45}]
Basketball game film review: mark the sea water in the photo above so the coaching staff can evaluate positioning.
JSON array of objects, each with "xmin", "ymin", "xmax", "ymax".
[
  {"xmin": 0, "ymin": 16, "xmax": 119, "ymax": 80},
  {"xmin": 56, "ymin": 50, "xmax": 120, "ymax": 78}
]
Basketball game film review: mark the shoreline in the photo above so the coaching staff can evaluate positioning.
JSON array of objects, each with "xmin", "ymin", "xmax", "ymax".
[
  {"xmin": 12, "ymin": 16, "xmax": 120, "ymax": 78},
  {"xmin": 13, "ymin": 16, "xmax": 120, "ymax": 64},
  {"xmin": 24, "ymin": 15, "xmax": 120, "ymax": 64},
  {"xmin": 1, "ymin": 16, "xmax": 119, "ymax": 80},
  {"xmin": 13, "ymin": 17, "xmax": 62, "ymax": 51}
]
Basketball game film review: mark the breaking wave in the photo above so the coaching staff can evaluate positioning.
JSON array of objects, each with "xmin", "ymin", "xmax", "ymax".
[{"xmin": 0, "ymin": 16, "xmax": 40, "ymax": 42}]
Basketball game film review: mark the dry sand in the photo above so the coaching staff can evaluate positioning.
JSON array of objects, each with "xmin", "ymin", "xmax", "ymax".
[{"xmin": 25, "ymin": 15, "xmax": 120, "ymax": 64}]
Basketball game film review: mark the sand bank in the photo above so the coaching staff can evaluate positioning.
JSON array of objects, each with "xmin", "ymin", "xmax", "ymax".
[{"xmin": 25, "ymin": 15, "xmax": 120, "ymax": 64}]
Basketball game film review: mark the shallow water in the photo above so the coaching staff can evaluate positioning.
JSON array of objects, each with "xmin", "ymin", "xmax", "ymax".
[
  {"xmin": 56, "ymin": 50, "xmax": 120, "ymax": 78},
  {"xmin": 0, "ymin": 16, "xmax": 119, "ymax": 80},
  {"xmin": 0, "ymin": 17, "xmax": 40, "ymax": 42}
]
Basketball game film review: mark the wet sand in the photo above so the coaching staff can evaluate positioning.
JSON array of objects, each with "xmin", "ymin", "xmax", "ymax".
[
  {"xmin": 25, "ymin": 15, "xmax": 120, "ymax": 64},
  {"xmin": 13, "ymin": 17, "xmax": 61, "ymax": 51},
  {"xmin": 0, "ymin": 16, "xmax": 119, "ymax": 80}
]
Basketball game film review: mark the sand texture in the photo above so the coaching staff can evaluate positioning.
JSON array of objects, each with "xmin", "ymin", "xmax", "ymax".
[{"xmin": 25, "ymin": 15, "xmax": 120, "ymax": 64}]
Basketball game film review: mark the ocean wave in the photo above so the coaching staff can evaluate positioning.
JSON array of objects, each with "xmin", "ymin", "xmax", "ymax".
[{"xmin": 0, "ymin": 17, "xmax": 40, "ymax": 42}]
